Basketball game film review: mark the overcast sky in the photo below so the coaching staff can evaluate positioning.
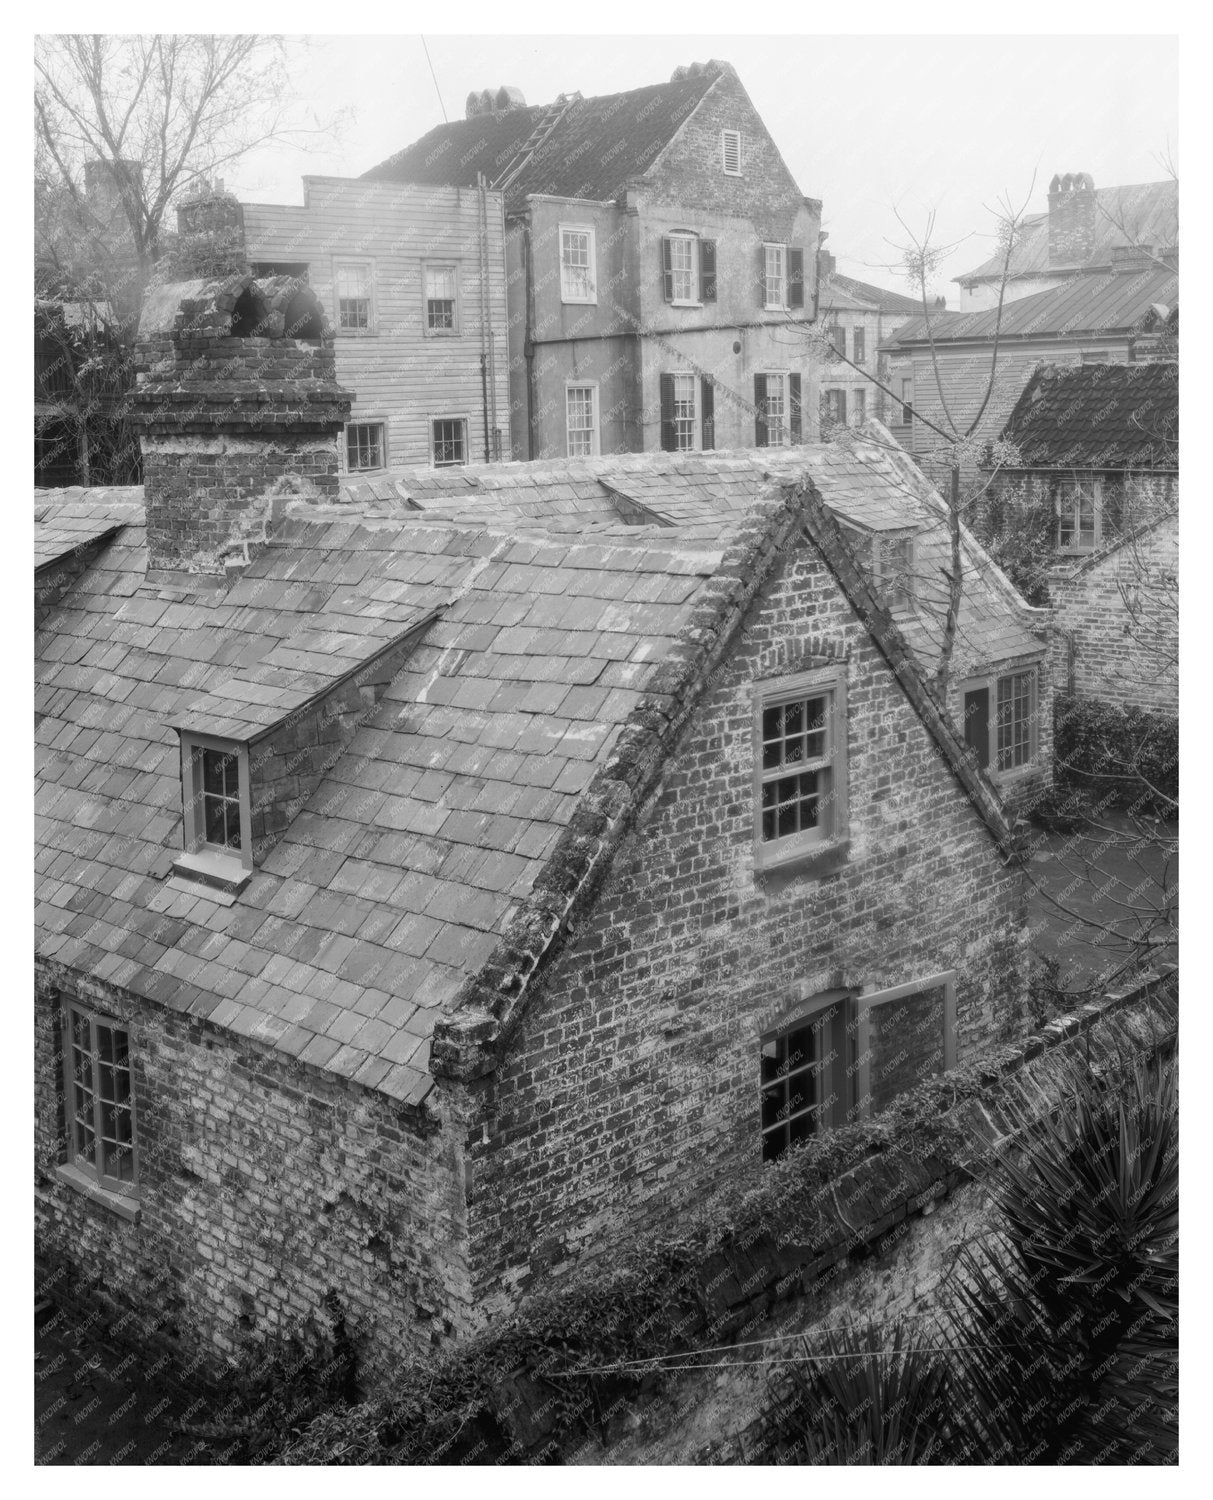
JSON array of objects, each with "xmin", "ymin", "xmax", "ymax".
[{"xmin": 227, "ymin": 32, "xmax": 1177, "ymax": 304}]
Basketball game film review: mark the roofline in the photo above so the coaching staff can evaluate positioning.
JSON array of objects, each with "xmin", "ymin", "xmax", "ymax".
[
  {"xmin": 1055, "ymin": 505, "xmax": 1178, "ymax": 581},
  {"xmin": 430, "ymin": 478, "xmax": 1016, "ymax": 1086},
  {"xmin": 34, "ymin": 523, "xmax": 126, "ymax": 577}
]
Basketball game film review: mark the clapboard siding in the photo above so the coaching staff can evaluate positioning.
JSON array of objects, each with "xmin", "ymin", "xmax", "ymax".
[{"xmin": 244, "ymin": 178, "xmax": 511, "ymax": 468}]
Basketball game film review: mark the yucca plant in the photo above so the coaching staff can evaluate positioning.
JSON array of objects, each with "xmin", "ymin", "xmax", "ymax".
[
  {"xmin": 946, "ymin": 1052, "xmax": 1178, "ymax": 1463},
  {"xmin": 762, "ymin": 1318, "xmax": 955, "ymax": 1464}
]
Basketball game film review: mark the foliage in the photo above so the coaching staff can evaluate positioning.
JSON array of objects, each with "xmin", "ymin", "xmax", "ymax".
[
  {"xmin": 1053, "ymin": 695, "xmax": 1178, "ymax": 815},
  {"xmin": 972, "ymin": 477, "xmax": 1054, "ymax": 605}
]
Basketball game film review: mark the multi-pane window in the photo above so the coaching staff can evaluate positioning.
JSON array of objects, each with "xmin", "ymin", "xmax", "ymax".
[
  {"xmin": 760, "ymin": 997, "xmax": 851, "ymax": 1161},
  {"xmin": 425, "ymin": 264, "xmax": 457, "ymax": 331},
  {"xmin": 65, "ymin": 1006, "xmax": 136, "ymax": 1191},
  {"xmin": 336, "ymin": 263, "xmax": 371, "ymax": 330},
  {"xmin": 201, "ymin": 746, "xmax": 242, "ymax": 851},
  {"xmin": 432, "ymin": 418, "xmax": 467, "ymax": 467},
  {"xmin": 1056, "ymin": 479, "xmax": 1099, "ymax": 551},
  {"xmin": 560, "ymin": 226, "xmax": 596, "ymax": 303},
  {"xmin": 829, "ymin": 323, "xmax": 846, "ymax": 359},
  {"xmin": 566, "ymin": 385, "xmax": 598, "ymax": 457},
  {"xmin": 721, "ymin": 129, "xmax": 742, "ymax": 175},
  {"xmin": 764, "ymin": 243, "xmax": 787, "ymax": 308},
  {"xmin": 823, "ymin": 388, "xmax": 847, "ymax": 426},
  {"xmin": 763, "ymin": 374, "xmax": 788, "ymax": 446},
  {"xmin": 876, "ymin": 533, "xmax": 914, "ymax": 612},
  {"xmin": 996, "ymin": 671, "xmax": 1036, "ymax": 772},
  {"xmin": 669, "ymin": 235, "xmax": 697, "ymax": 303},
  {"xmin": 900, "ymin": 379, "xmax": 913, "ymax": 424},
  {"xmin": 759, "ymin": 691, "xmax": 831, "ymax": 844},
  {"xmin": 347, "ymin": 422, "xmax": 385, "ymax": 472},
  {"xmin": 853, "ymin": 389, "xmax": 867, "ymax": 424},
  {"xmin": 853, "ymin": 327, "xmax": 866, "ymax": 364},
  {"xmin": 672, "ymin": 374, "xmax": 697, "ymax": 450}
]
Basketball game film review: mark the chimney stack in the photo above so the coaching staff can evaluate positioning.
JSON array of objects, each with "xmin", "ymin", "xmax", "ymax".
[{"xmin": 1047, "ymin": 172, "xmax": 1097, "ymax": 267}]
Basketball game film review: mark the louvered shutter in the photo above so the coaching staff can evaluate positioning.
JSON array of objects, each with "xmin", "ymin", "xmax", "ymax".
[
  {"xmin": 700, "ymin": 240, "xmax": 717, "ymax": 302},
  {"xmin": 754, "ymin": 374, "xmax": 768, "ymax": 446},
  {"xmin": 790, "ymin": 374, "xmax": 803, "ymax": 443},
  {"xmin": 660, "ymin": 374, "xmax": 676, "ymax": 452},
  {"xmin": 701, "ymin": 378, "xmax": 715, "ymax": 449},
  {"xmin": 661, "ymin": 237, "xmax": 674, "ymax": 303},
  {"xmin": 788, "ymin": 249, "xmax": 805, "ymax": 309}
]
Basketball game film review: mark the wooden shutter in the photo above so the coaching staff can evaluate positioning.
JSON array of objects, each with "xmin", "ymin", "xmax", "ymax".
[
  {"xmin": 661, "ymin": 237, "xmax": 674, "ymax": 303},
  {"xmin": 700, "ymin": 240, "xmax": 717, "ymax": 302},
  {"xmin": 659, "ymin": 374, "xmax": 676, "ymax": 451},
  {"xmin": 789, "ymin": 374, "xmax": 802, "ymax": 443},
  {"xmin": 758, "ymin": 244, "xmax": 768, "ymax": 307},
  {"xmin": 701, "ymin": 378, "xmax": 715, "ymax": 449},
  {"xmin": 788, "ymin": 248, "xmax": 805, "ymax": 309},
  {"xmin": 754, "ymin": 373, "xmax": 768, "ymax": 446},
  {"xmin": 838, "ymin": 389, "xmax": 847, "ymax": 425}
]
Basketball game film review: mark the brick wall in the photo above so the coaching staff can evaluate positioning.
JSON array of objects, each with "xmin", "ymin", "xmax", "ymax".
[
  {"xmin": 35, "ymin": 958, "xmax": 473, "ymax": 1391},
  {"xmin": 463, "ymin": 531, "xmax": 1030, "ymax": 1311}
]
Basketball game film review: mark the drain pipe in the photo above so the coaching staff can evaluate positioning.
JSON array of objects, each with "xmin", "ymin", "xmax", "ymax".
[
  {"xmin": 487, "ymin": 190, "xmax": 504, "ymax": 458},
  {"xmin": 476, "ymin": 173, "xmax": 491, "ymax": 462}
]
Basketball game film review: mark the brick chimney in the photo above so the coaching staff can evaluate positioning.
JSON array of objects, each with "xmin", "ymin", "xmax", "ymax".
[
  {"xmin": 1047, "ymin": 172, "xmax": 1097, "ymax": 267},
  {"xmin": 130, "ymin": 273, "xmax": 352, "ymax": 575}
]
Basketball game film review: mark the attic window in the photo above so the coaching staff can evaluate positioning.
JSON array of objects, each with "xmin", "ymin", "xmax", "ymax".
[
  {"xmin": 172, "ymin": 735, "xmax": 252, "ymax": 894},
  {"xmin": 754, "ymin": 666, "xmax": 850, "ymax": 873},
  {"xmin": 721, "ymin": 130, "xmax": 742, "ymax": 175}
]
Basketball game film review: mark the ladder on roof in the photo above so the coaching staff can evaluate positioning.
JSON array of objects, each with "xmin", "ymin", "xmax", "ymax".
[{"xmin": 490, "ymin": 93, "xmax": 582, "ymax": 198}]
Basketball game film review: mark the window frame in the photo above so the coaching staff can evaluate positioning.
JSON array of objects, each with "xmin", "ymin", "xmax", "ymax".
[
  {"xmin": 873, "ymin": 530, "xmax": 916, "ymax": 614},
  {"xmin": 852, "ymin": 327, "xmax": 866, "ymax": 365},
  {"xmin": 721, "ymin": 129, "xmax": 743, "ymax": 176},
  {"xmin": 58, "ymin": 1001, "xmax": 140, "ymax": 1214},
  {"xmin": 853, "ymin": 971, "xmax": 958, "ymax": 1122},
  {"xmin": 753, "ymin": 665, "xmax": 850, "ymax": 874},
  {"xmin": 565, "ymin": 381, "xmax": 601, "ymax": 458},
  {"xmin": 960, "ymin": 666, "xmax": 1041, "ymax": 778},
  {"xmin": 667, "ymin": 232, "xmax": 701, "ymax": 306},
  {"xmin": 559, "ymin": 223, "xmax": 598, "ymax": 305},
  {"xmin": 760, "ymin": 990, "xmax": 855, "ymax": 1161},
  {"xmin": 178, "ymin": 733, "xmax": 254, "ymax": 882},
  {"xmin": 1054, "ymin": 476, "xmax": 1103, "ymax": 553},
  {"xmin": 756, "ymin": 370, "xmax": 791, "ymax": 447},
  {"xmin": 763, "ymin": 242, "xmax": 788, "ymax": 310},
  {"xmin": 346, "ymin": 419, "xmax": 388, "ymax": 474},
  {"xmin": 430, "ymin": 415, "xmax": 470, "ymax": 468},
  {"xmin": 422, "ymin": 260, "xmax": 460, "ymax": 336},
  {"xmin": 671, "ymin": 371, "xmax": 698, "ymax": 451},
  {"xmin": 333, "ymin": 257, "xmax": 375, "ymax": 335}
]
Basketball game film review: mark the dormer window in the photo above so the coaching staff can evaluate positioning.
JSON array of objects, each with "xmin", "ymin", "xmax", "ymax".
[
  {"xmin": 874, "ymin": 533, "xmax": 915, "ymax": 614},
  {"xmin": 173, "ymin": 734, "xmax": 252, "ymax": 896}
]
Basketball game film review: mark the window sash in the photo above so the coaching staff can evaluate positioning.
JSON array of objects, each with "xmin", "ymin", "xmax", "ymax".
[
  {"xmin": 759, "ymin": 691, "xmax": 832, "ymax": 845},
  {"xmin": 560, "ymin": 229, "xmax": 595, "ymax": 302},
  {"xmin": 336, "ymin": 263, "xmax": 371, "ymax": 330},
  {"xmin": 764, "ymin": 244, "xmax": 786, "ymax": 308},
  {"xmin": 347, "ymin": 423, "xmax": 384, "ymax": 472},
  {"xmin": 853, "ymin": 328, "xmax": 866, "ymax": 364},
  {"xmin": 566, "ymin": 385, "xmax": 598, "ymax": 456},
  {"xmin": 1056, "ymin": 480, "xmax": 1099, "ymax": 550},
  {"xmin": 432, "ymin": 418, "xmax": 467, "ymax": 467},
  {"xmin": 425, "ymin": 265, "xmax": 457, "ymax": 331},
  {"xmin": 760, "ymin": 1000, "xmax": 847, "ymax": 1159},
  {"xmin": 672, "ymin": 374, "xmax": 697, "ymax": 450},
  {"xmin": 995, "ymin": 671, "xmax": 1035, "ymax": 771},
  {"xmin": 65, "ymin": 1006, "xmax": 135, "ymax": 1191},
  {"xmin": 669, "ymin": 236, "xmax": 698, "ymax": 302},
  {"xmin": 764, "ymin": 373, "xmax": 788, "ymax": 446}
]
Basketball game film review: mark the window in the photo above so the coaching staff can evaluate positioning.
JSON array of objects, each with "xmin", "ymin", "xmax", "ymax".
[
  {"xmin": 432, "ymin": 417, "xmax": 468, "ymax": 467},
  {"xmin": 900, "ymin": 378, "xmax": 913, "ymax": 424},
  {"xmin": 566, "ymin": 384, "xmax": 599, "ymax": 457},
  {"xmin": 721, "ymin": 129, "xmax": 742, "ymax": 175},
  {"xmin": 853, "ymin": 389, "xmax": 867, "ymax": 424},
  {"xmin": 425, "ymin": 263, "xmax": 458, "ymax": 332},
  {"xmin": 175, "ymin": 735, "xmax": 252, "ymax": 891},
  {"xmin": 63, "ymin": 1004, "xmax": 137, "ymax": 1196},
  {"xmin": 853, "ymin": 327, "xmax": 866, "ymax": 364},
  {"xmin": 669, "ymin": 234, "xmax": 696, "ymax": 304},
  {"xmin": 560, "ymin": 225, "xmax": 596, "ymax": 304},
  {"xmin": 763, "ymin": 243, "xmax": 786, "ymax": 309},
  {"xmin": 760, "ymin": 244, "xmax": 804, "ymax": 310},
  {"xmin": 823, "ymin": 388, "xmax": 847, "ymax": 427},
  {"xmin": 761, "ymin": 995, "xmax": 853, "ymax": 1160},
  {"xmin": 347, "ymin": 422, "xmax": 385, "ymax": 472},
  {"xmin": 753, "ymin": 667, "xmax": 848, "ymax": 871},
  {"xmin": 754, "ymin": 373, "xmax": 802, "ymax": 447},
  {"xmin": 829, "ymin": 322, "xmax": 846, "ymax": 359},
  {"xmin": 335, "ymin": 261, "xmax": 372, "ymax": 331},
  {"xmin": 963, "ymin": 669, "xmax": 1040, "ymax": 775},
  {"xmin": 874, "ymin": 532, "xmax": 914, "ymax": 612},
  {"xmin": 1054, "ymin": 477, "xmax": 1122, "ymax": 552}
]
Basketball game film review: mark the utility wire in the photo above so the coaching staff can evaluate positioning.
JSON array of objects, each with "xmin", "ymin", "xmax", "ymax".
[{"xmin": 421, "ymin": 36, "xmax": 447, "ymax": 123}]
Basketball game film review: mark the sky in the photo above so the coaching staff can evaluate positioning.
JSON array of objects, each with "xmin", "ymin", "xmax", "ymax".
[{"xmin": 230, "ymin": 31, "xmax": 1178, "ymax": 305}]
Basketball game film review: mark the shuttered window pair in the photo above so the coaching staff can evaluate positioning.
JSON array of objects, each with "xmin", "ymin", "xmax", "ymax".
[
  {"xmin": 761, "ymin": 244, "xmax": 805, "ymax": 310},
  {"xmin": 753, "ymin": 373, "xmax": 802, "ymax": 447},
  {"xmin": 660, "ymin": 235, "xmax": 716, "ymax": 304},
  {"xmin": 659, "ymin": 375, "xmax": 715, "ymax": 451}
]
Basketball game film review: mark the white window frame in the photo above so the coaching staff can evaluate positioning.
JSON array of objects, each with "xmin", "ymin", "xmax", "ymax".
[
  {"xmin": 176, "ymin": 733, "xmax": 254, "ymax": 886},
  {"xmin": 873, "ymin": 531, "xmax": 915, "ymax": 614},
  {"xmin": 759, "ymin": 371, "xmax": 790, "ymax": 447},
  {"xmin": 753, "ymin": 665, "xmax": 849, "ymax": 873},
  {"xmin": 431, "ymin": 415, "xmax": 470, "ymax": 468},
  {"xmin": 346, "ymin": 419, "xmax": 387, "ymax": 474},
  {"xmin": 58, "ymin": 1001, "xmax": 140, "ymax": 1216},
  {"xmin": 960, "ymin": 667, "xmax": 1041, "ymax": 778},
  {"xmin": 423, "ymin": 261, "xmax": 460, "ymax": 336},
  {"xmin": 763, "ymin": 243, "xmax": 788, "ymax": 310},
  {"xmin": 1055, "ymin": 477, "xmax": 1102, "ymax": 553},
  {"xmin": 671, "ymin": 372, "xmax": 698, "ymax": 452},
  {"xmin": 559, "ymin": 224, "xmax": 597, "ymax": 305},
  {"xmin": 721, "ymin": 129, "xmax": 742, "ymax": 176},
  {"xmin": 334, "ymin": 258, "xmax": 374, "ymax": 334},
  {"xmin": 668, "ymin": 233, "xmax": 700, "ymax": 306},
  {"xmin": 853, "ymin": 971, "xmax": 958, "ymax": 1122},
  {"xmin": 565, "ymin": 382, "xmax": 600, "ymax": 458}
]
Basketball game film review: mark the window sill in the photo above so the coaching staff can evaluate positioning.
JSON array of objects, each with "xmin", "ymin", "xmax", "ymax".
[
  {"xmin": 55, "ymin": 1163, "xmax": 141, "ymax": 1223},
  {"xmin": 337, "ymin": 329, "xmax": 377, "ymax": 337},
  {"xmin": 561, "ymin": 296, "xmax": 598, "ymax": 307},
  {"xmin": 670, "ymin": 299, "xmax": 704, "ymax": 309},
  {"xmin": 756, "ymin": 838, "xmax": 851, "ymax": 881},
  {"xmin": 170, "ymin": 849, "xmax": 251, "ymax": 898}
]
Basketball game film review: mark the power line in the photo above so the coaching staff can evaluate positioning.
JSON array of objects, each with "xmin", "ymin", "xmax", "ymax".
[{"xmin": 420, "ymin": 36, "xmax": 447, "ymax": 124}]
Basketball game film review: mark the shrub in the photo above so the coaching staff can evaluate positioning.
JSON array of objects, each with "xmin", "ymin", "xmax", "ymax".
[{"xmin": 1053, "ymin": 695, "xmax": 1178, "ymax": 815}]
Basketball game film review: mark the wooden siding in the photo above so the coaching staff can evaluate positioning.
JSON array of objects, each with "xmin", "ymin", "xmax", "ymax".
[{"xmin": 244, "ymin": 178, "xmax": 511, "ymax": 470}]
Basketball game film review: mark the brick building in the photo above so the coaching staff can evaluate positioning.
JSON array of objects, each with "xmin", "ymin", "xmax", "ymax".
[
  {"xmin": 36, "ymin": 281, "xmax": 1041, "ymax": 1388},
  {"xmin": 980, "ymin": 361, "xmax": 1178, "ymax": 715},
  {"xmin": 815, "ymin": 249, "xmax": 922, "ymax": 434},
  {"xmin": 362, "ymin": 61, "xmax": 822, "ymax": 461}
]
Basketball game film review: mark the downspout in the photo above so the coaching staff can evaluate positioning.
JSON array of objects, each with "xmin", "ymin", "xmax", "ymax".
[
  {"xmin": 476, "ymin": 174, "xmax": 491, "ymax": 462},
  {"xmin": 522, "ymin": 214, "xmax": 538, "ymax": 460},
  {"xmin": 487, "ymin": 187, "xmax": 503, "ymax": 459}
]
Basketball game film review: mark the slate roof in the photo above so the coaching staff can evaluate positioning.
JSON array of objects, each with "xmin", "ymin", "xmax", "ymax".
[
  {"xmin": 34, "ymin": 489, "xmax": 144, "ymax": 573},
  {"xmin": 884, "ymin": 268, "xmax": 1178, "ymax": 348},
  {"xmin": 361, "ymin": 69, "xmax": 721, "ymax": 211},
  {"xmin": 820, "ymin": 271, "xmax": 921, "ymax": 316},
  {"xmin": 997, "ymin": 362, "xmax": 1178, "ymax": 471},
  {"xmin": 35, "ymin": 439, "xmax": 1036, "ymax": 1104},
  {"xmin": 956, "ymin": 181, "xmax": 1179, "ymax": 285}
]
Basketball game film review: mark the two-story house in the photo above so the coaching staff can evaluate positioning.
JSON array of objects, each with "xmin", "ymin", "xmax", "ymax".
[
  {"xmin": 815, "ymin": 247, "xmax": 922, "ymax": 432},
  {"xmin": 361, "ymin": 61, "xmax": 822, "ymax": 460}
]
